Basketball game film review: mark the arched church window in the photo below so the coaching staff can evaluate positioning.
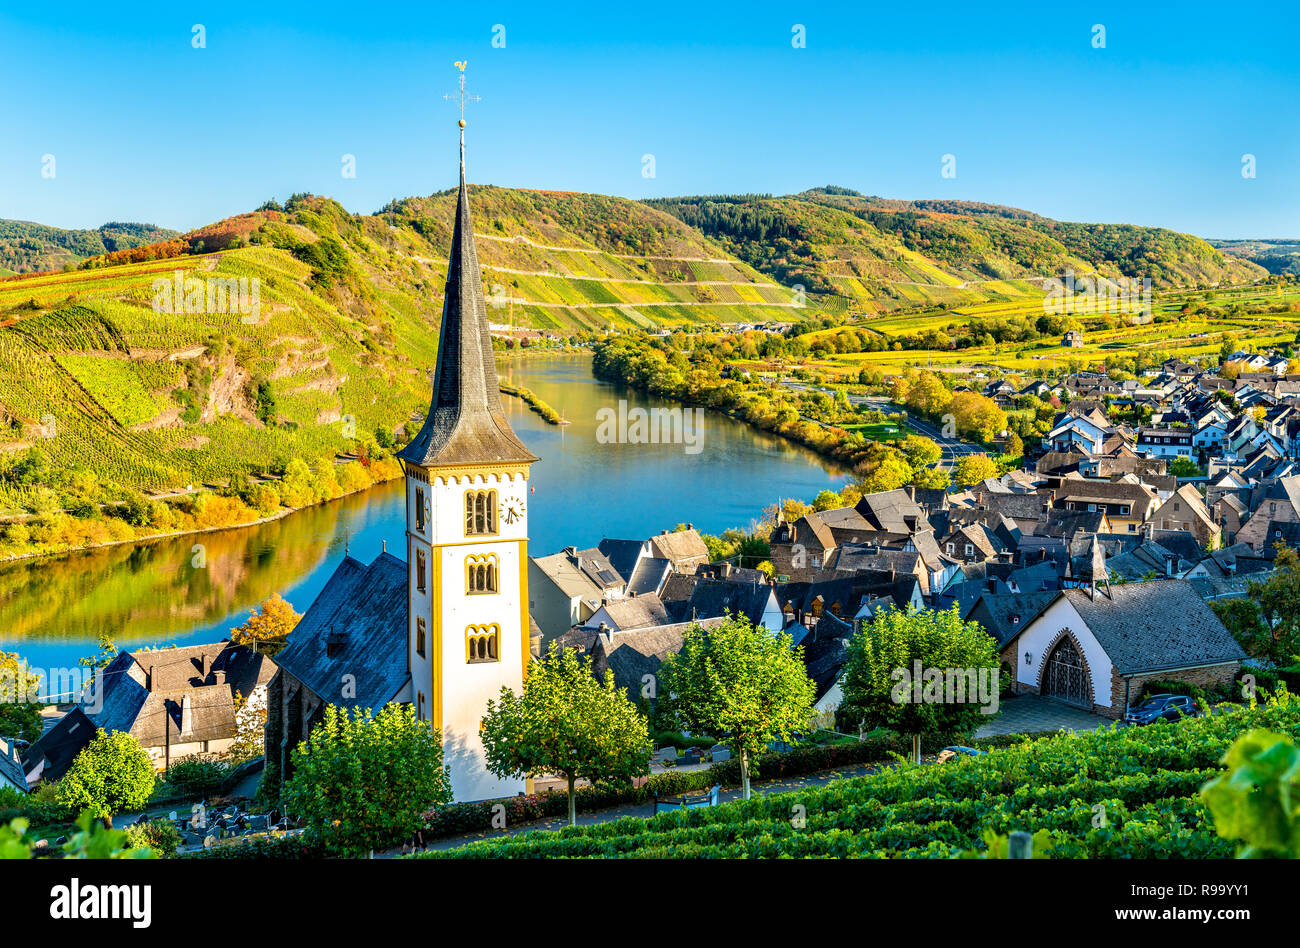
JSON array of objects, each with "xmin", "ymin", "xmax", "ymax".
[
  {"xmin": 416, "ymin": 549, "xmax": 427, "ymax": 593},
  {"xmin": 415, "ymin": 487, "xmax": 427, "ymax": 532},
  {"xmin": 464, "ymin": 489, "xmax": 498, "ymax": 536},
  {"xmin": 466, "ymin": 624, "xmax": 500, "ymax": 663},
  {"xmin": 466, "ymin": 554, "xmax": 499, "ymax": 594}
]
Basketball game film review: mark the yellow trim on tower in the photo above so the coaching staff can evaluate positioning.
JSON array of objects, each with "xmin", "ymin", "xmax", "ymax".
[
  {"xmin": 518, "ymin": 538, "xmax": 530, "ymax": 679},
  {"xmin": 431, "ymin": 550, "xmax": 443, "ymax": 733}
]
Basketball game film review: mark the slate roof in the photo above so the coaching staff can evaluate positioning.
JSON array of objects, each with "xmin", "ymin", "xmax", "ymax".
[
  {"xmin": 594, "ymin": 594, "xmax": 670, "ymax": 631},
  {"xmin": 397, "ymin": 142, "xmax": 537, "ymax": 468},
  {"xmin": 1042, "ymin": 508, "xmax": 1107, "ymax": 538},
  {"xmin": 0, "ymin": 738, "xmax": 27, "ymax": 792},
  {"xmin": 680, "ymin": 578, "xmax": 774, "ymax": 627},
  {"xmin": 567, "ymin": 616, "xmax": 729, "ymax": 701},
  {"xmin": 273, "ymin": 552, "xmax": 411, "ymax": 711},
  {"xmin": 648, "ymin": 528, "xmax": 709, "ymax": 568},
  {"xmin": 658, "ymin": 572, "xmax": 700, "ymax": 607},
  {"xmin": 1062, "ymin": 580, "xmax": 1246, "ymax": 675},
  {"xmin": 625, "ymin": 556, "xmax": 672, "ymax": 596},
  {"xmin": 802, "ymin": 613, "xmax": 855, "ymax": 704},
  {"xmin": 22, "ymin": 707, "xmax": 96, "ymax": 784},
  {"xmin": 965, "ymin": 590, "xmax": 1057, "ymax": 647},
  {"xmin": 597, "ymin": 538, "xmax": 647, "ymax": 585},
  {"xmin": 855, "ymin": 489, "xmax": 925, "ymax": 533}
]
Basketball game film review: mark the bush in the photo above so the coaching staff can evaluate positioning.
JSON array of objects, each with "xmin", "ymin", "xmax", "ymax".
[
  {"xmin": 165, "ymin": 754, "xmax": 230, "ymax": 797},
  {"xmin": 124, "ymin": 817, "xmax": 182, "ymax": 857},
  {"xmin": 178, "ymin": 833, "xmax": 330, "ymax": 860}
]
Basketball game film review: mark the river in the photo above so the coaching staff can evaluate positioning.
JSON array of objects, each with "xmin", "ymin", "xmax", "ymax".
[{"xmin": 0, "ymin": 354, "xmax": 849, "ymax": 672}]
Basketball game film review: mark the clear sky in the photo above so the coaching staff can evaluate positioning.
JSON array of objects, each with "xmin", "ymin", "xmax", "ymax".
[{"xmin": 1, "ymin": 0, "xmax": 1296, "ymax": 238}]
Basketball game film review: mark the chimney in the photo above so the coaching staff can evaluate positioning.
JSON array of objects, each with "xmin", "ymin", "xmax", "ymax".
[
  {"xmin": 1165, "ymin": 554, "xmax": 1175, "ymax": 577},
  {"xmin": 181, "ymin": 695, "xmax": 193, "ymax": 736}
]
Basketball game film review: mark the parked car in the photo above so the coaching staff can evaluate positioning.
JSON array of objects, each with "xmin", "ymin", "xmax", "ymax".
[
  {"xmin": 1125, "ymin": 694, "xmax": 1198, "ymax": 725},
  {"xmin": 936, "ymin": 746, "xmax": 988, "ymax": 763}
]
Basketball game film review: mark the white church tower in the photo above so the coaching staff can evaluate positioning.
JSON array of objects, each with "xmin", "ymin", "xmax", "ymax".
[{"xmin": 397, "ymin": 64, "xmax": 537, "ymax": 802}]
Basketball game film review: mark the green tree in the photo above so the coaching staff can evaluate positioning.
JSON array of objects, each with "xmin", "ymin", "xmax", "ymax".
[
  {"xmin": 0, "ymin": 652, "xmax": 43, "ymax": 745},
  {"xmin": 1201, "ymin": 729, "xmax": 1300, "ymax": 858},
  {"xmin": 839, "ymin": 605, "xmax": 1000, "ymax": 763},
  {"xmin": 1, "ymin": 812, "xmax": 155, "ymax": 860},
  {"xmin": 282, "ymin": 703, "xmax": 452, "ymax": 856},
  {"xmin": 1249, "ymin": 546, "xmax": 1300, "ymax": 664},
  {"xmin": 657, "ymin": 615, "xmax": 815, "ymax": 799},
  {"xmin": 1212, "ymin": 599, "xmax": 1270, "ymax": 659},
  {"xmin": 481, "ymin": 645, "xmax": 652, "ymax": 826},
  {"xmin": 901, "ymin": 435, "xmax": 942, "ymax": 469},
  {"xmin": 56, "ymin": 730, "xmax": 156, "ymax": 828},
  {"xmin": 230, "ymin": 593, "xmax": 302, "ymax": 658},
  {"xmin": 78, "ymin": 632, "xmax": 118, "ymax": 671},
  {"xmin": 953, "ymin": 453, "xmax": 999, "ymax": 487}
]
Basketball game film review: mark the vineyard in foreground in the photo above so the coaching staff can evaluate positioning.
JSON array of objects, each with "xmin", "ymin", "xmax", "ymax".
[{"xmin": 428, "ymin": 697, "xmax": 1300, "ymax": 858}]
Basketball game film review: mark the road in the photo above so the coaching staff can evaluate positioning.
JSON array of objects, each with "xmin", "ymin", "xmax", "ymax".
[{"xmin": 774, "ymin": 380, "xmax": 983, "ymax": 469}]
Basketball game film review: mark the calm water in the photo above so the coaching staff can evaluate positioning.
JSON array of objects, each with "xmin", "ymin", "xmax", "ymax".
[{"xmin": 1, "ymin": 355, "xmax": 848, "ymax": 670}]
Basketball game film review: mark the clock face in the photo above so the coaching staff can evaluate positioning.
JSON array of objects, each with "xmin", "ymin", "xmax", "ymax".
[{"xmin": 499, "ymin": 495, "xmax": 525, "ymax": 526}]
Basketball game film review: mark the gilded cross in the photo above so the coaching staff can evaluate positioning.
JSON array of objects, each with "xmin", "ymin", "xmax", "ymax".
[{"xmin": 444, "ymin": 61, "xmax": 480, "ymax": 128}]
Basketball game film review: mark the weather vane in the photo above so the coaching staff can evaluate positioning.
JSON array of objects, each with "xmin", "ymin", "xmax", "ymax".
[{"xmin": 444, "ymin": 61, "xmax": 480, "ymax": 129}]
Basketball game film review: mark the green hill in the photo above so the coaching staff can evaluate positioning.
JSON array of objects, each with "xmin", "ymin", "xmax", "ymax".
[
  {"xmin": 0, "ymin": 183, "xmax": 1276, "ymax": 537},
  {"xmin": 1209, "ymin": 238, "xmax": 1300, "ymax": 276},
  {"xmin": 647, "ymin": 188, "xmax": 1268, "ymax": 313},
  {"xmin": 0, "ymin": 188, "xmax": 798, "ymax": 532},
  {"xmin": 0, "ymin": 220, "xmax": 179, "ymax": 273}
]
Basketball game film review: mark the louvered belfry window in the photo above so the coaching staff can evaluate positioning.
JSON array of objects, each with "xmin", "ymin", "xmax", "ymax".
[{"xmin": 464, "ymin": 489, "xmax": 498, "ymax": 536}]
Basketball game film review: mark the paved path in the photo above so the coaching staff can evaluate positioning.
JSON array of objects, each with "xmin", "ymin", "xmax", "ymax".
[
  {"xmin": 973, "ymin": 694, "xmax": 1112, "ymax": 738},
  {"xmin": 386, "ymin": 762, "xmax": 884, "ymax": 856}
]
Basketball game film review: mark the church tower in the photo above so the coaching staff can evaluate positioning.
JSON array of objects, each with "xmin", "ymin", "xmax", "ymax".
[{"xmin": 397, "ymin": 64, "xmax": 537, "ymax": 802}]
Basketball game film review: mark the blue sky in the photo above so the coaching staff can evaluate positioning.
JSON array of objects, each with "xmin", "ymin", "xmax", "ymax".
[{"xmin": 1, "ymin": 0, "xmax": 1296, "ymax": 238}]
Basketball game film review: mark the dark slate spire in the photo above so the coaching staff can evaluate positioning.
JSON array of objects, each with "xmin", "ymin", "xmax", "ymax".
[{"xmin": 398, "ymin": 107, "xmax": 537, "ymax": 469}]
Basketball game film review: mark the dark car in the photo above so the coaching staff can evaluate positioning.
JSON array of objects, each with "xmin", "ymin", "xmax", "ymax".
[{"xmin": 1125, "ymin": 694, "xmax": 1198, "ymax": 725}]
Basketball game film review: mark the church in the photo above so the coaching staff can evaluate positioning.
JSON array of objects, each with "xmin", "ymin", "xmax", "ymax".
[{"xmin": 265, "ymin": 79, "xmax": 536, "ymax": 803}]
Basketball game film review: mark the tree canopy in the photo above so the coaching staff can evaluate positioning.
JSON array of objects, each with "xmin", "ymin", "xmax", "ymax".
[
  {"xmin": 657, "ymin": 615, "xmax": 815, "ymax": 798},
  {"xmin": 839, "ymin": 605, "xmax": 1000, "ymax": 762},
  {"xmin": 283, "ymin": 703, "xmax": 452, "ymax": 856},
  {"xmin": 56, "ymin": 730, "xmax": 156, "ymax": 827},
  {"xmin": 481, "ymin": 645, "xmax": 652, "ymax": 826}
]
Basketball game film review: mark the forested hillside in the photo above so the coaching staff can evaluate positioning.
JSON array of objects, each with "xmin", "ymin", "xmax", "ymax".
[
  {"xmin": 0, "ymin": 220, "xmax": 179, "ymax": 274},
  {"xmin": 648, "ymin": 188, "xmax": 1266, "ymax": 313}
]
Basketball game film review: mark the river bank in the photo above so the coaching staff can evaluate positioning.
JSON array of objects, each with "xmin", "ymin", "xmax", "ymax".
[
  {"xmin": 1, "ymin": 354, "xmax": 850, "ymax": 669},
  {"xmin": 0, "ymin": 458, "xmax": 403, "ymax": 565}
]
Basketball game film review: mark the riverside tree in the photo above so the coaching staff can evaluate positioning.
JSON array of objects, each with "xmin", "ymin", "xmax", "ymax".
[
  {"xmin": 480, "ymin": 645, "xmax": 652, "ymax": 827},
  {"xmin": 839, "ymin": 605, "xmax": 1000, "ymax": 763},
  {"xmin": 657, "ymin": 615, "xmax": 815, "ymax": 799},
  {"xmin": 283, "ymin": 703, "xmax": 452, "ymax": 856},
  {"xmin": 230, "ymin": 593, "xmax": 301, "ymax": 658},
  {"xmin": 56, "ymin": 730, "xmax": 156, "ymax": 829}
]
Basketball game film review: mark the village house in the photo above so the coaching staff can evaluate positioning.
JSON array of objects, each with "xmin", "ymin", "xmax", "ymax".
[
  {"xmin": 1052, "ymin": 480, "xmax": 1157, "ymax": 534},
  {"xmin": 25, "ymin": 642, "xmax": 275, "ymax": 784},
  {"xmin": 1145, "ymin": 483, "xmax": 1220, "ymax": 548},
  {"xmin": 998, "ymin": 580, "xmax": 1245, "ymax": 719}
]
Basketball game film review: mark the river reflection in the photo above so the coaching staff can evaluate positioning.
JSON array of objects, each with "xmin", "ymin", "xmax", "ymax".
[{"xmin": 0, "ymin": 355, "xmax": 849, "ymax": 668}]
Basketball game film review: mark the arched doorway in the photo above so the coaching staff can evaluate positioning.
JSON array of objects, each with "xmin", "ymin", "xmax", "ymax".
[{"xmin": 1042, "ymin": 636, "xmax": 1090, "ymax": 708}]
